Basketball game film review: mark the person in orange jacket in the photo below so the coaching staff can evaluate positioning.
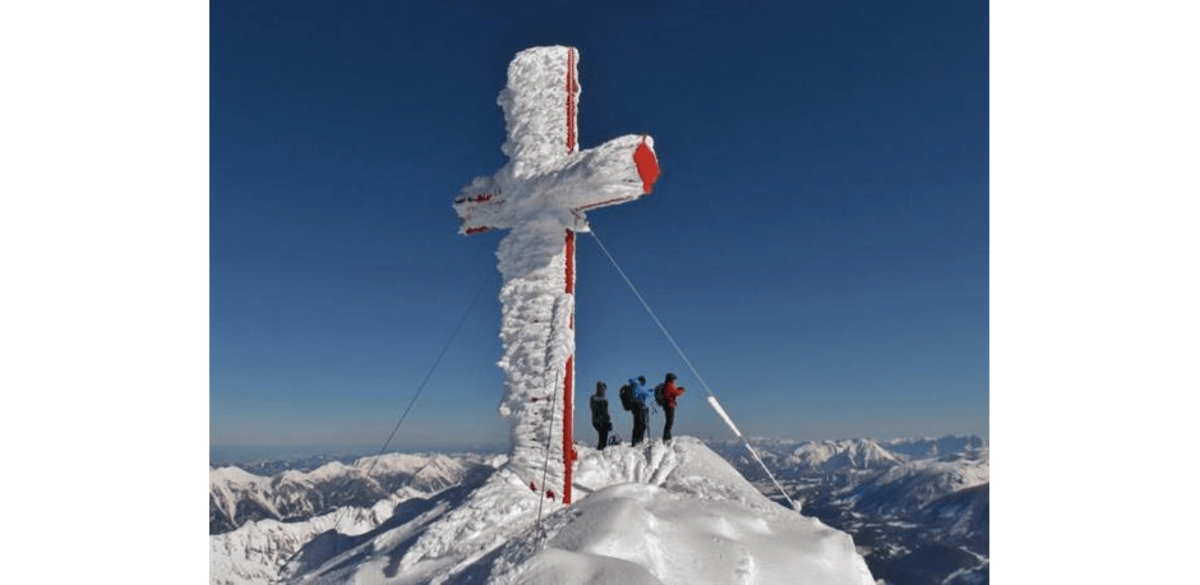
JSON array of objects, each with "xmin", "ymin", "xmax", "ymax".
[{"xmin": 660, "ymin": 372, "xmax": 686, "ymax": 442}]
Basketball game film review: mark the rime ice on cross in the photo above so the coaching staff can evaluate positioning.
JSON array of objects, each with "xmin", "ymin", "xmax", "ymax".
[{"xmin": 454, "ymin": 46, "xmax": 660, "ymax": 504}]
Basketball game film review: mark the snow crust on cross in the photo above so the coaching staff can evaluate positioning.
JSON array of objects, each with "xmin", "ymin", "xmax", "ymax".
[{"xmin": 454, "ymin": 46, "xmax": 659, "ymax": 502}]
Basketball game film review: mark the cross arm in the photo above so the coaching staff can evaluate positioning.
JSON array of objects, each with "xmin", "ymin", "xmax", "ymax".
[{"xmin": 454, "ymin": 134, "xmax": 659, "ymax": 236}]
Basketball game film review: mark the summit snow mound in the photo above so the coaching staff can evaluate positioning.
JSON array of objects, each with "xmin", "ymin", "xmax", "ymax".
[{"xmin": 284, "ymin": 437, "xmax": 873, "ymax": 584}]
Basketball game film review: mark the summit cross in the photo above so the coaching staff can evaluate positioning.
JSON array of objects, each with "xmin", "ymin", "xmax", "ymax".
[{"xmin": 454, "ymin": 46, "xmax": 660, "ymax": 504}]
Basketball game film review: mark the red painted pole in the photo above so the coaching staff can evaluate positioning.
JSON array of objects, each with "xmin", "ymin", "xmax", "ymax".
[
  {"xmin": 560, "ymin": 47, "xmax": 579, "ymax": 505},
  {"xmin": 562, "ymin": 229, "xmax": 577, "ymax": 504}
]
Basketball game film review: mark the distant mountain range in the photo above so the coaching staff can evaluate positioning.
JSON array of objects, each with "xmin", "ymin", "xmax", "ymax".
[
  {"xmin": 210, "ymin": 435, "xmax": 987, "ymax": 585},
  {"xmin": 709, "ymin": 435, "xmax": 989, "ymax": 585},
  {"xmin": 210, "ymin": 452, "xmax": 498, "ymax": 535}
]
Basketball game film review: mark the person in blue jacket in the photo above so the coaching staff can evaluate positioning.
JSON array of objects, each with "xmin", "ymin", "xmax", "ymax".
[{"xmin": 628, "ymin": 376, "xmax": 653, "ymax": 445}]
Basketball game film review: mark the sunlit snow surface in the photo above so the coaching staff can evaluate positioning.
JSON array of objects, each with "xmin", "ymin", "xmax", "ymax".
[{"xmin": 276, "ymin": 437, "xmax": 873, "ymax": 585}]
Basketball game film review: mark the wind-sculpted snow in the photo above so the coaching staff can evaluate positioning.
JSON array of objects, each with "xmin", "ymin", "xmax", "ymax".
[
  {"xmin": 480, "ymin": 439, "xmax": 873, "ymax": 584},
  {"xmin": 277, "ymin": 438, "xmax": 874, "ymax": 585},
  {"xmin": 487, "ymin": 482, "xmax": 868, "ymax": 585},
  {"xmin": 493, "ymin": 243, "xmax": 573, "ymax": 491}
]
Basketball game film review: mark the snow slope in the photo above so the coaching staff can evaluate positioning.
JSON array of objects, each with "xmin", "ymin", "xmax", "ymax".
[{"xmin": 281, "ymin": 437, "xmax": 873, "ymax": 584}]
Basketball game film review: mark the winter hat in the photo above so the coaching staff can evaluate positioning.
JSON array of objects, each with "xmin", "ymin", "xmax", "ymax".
[
  {"xmin": 666, "ymin": 372, "xmax": 677, "ymax": 381},
  {"xmin": 638, "ymin": 376, "xmax": 646, "ymax": 385}
]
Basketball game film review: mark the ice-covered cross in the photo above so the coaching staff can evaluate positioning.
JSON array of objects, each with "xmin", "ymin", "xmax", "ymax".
[{"xmin": 454, "ymin": 46, "xmax": 660, "ymax": 504}]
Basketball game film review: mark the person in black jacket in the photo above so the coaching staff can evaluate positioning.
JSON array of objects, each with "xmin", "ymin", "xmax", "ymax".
[{"xmin": 590, "ymin": 381, "xmax": 613, "ymax": 449}]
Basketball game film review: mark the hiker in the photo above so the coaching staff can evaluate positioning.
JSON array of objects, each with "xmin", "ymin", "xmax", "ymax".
[
  {"xmin": 617, "ymin": 380, "xmax": 635, "ymax": 445},
  {"xmin": 590, "ymin": 381, "xmax": 613, "ymax": 450},
  {"xmin": 657, "ymin": 372, "xmax": 686, "ymax": 442},
  {"xmin": 628, "ymin": 376, "xmax": 653, "ymax": 445}
]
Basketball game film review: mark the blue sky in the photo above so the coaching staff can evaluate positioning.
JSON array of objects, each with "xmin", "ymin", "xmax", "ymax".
[{"xmin": 210, "ymin": 0, "xmax": 988, "ymax": 457}]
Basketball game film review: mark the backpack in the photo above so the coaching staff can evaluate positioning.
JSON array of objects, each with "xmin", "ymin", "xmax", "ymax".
[
  {"xmin": 619, "ymin": 384, "xmax": 634, "ymax": 411},
  {"xmin": 654, "ymin": 384, "xmax": 667, "ymax": 408}
]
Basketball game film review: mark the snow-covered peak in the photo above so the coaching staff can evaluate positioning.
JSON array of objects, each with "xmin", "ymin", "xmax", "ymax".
[
  {"xmin": 210, "ymin": 466, "xmax": 270, "ymax": 487},
  {"xmin": 351, "ymin": 452, "xmax": 431, "ymax": 474},
  {"xmin": 787, "ymin": 438, "xmax": 902, "ymax": 472},
  {"xmin": 285, "ymin": 437, "xmax": 874, "ymax": 584},
  {"xmin": 490, "ymin": 480, "xmax": 871, "ymax": 585},
  {"xmin": 304, "ymin": 460, "xmax": 352, "ymax": 482}
]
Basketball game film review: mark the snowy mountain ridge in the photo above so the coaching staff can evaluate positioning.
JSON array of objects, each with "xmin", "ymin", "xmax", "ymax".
[
  {"xmin": 212, "ymin": 437, "xmax": 873, "ymax": 585},
  {"xmin": 832, "ymin": 451, "xmax": 989, "ymax": 516},
  {"xmin": 211, "ymin": 435, "xmax": 986, "ymax": 585},
  {"xmin": 210, "ymin": 452, "xmax": 496, "ymax": 535},
  {"xmin": 786, "ymin": 437, "xmax": 903, "ymax": 472}
]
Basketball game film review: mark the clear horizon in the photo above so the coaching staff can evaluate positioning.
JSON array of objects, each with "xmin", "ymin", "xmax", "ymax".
[{"xmin": 209, "ymin": 431, "xmax": 990, "ymax": 466}]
